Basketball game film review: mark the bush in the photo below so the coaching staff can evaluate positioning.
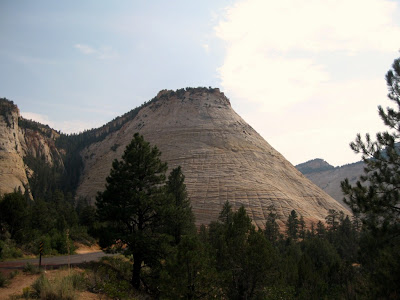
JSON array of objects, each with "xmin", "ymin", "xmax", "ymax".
[
  {"xmin": 23, "ymin": 262, "xmax": 40, "ymax": 275},
  {"xmin": 0, "ymin": 272, "xmax": 7, "ymax": 287},
  {"xmin": 0, "ymin": 239, "xmax": 23, "ymax": 260},
  {"xmin": 69, "ymin": 226, "xmax": 95, "ymax": 246},
  {"xmin": 100, "ymin": 255, "xmax": 132, "ymax": 280},
  {"xmin": 86, "ymin": 257, "xmax": 134, "ymax": 299},
  {"xmin": 31, "ymin": 272, "xmax": 81, "ymax": 300}
]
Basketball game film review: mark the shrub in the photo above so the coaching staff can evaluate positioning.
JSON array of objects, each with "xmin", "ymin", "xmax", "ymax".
[
  {"xmin": 23, "ymin": 262, "xmax": 40, "ymax": 274},
  {"xmin": 0, "ymin": 239, "xmax": 23, "ymax": 260},
  {"xmin": 86, "ymin": 257, "xmax": 134, "ymax": 299},
  {"xmin": 22, "ymin": 286, "xmax": 32, "ymax": 299},
  {"xmin": 0, "ymin": 272, "xmax": 7, "ymax": 287},
  {"xmin": 31, "ymin": 272, "xmax": 80, "ymax": 300},
  {"xmin": 31, "ymin": 274, "xmax": 49, "ymax": 296}
]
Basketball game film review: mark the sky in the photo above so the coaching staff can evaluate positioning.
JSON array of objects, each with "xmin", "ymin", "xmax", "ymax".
[{"xmin": 1, "ymin": 0, "xmax": 400, "ymax": 167}]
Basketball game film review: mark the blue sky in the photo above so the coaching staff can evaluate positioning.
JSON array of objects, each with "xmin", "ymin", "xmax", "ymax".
[{"xmin": 1, "ymin": 0, "xmax": 400, "ymax": 166}]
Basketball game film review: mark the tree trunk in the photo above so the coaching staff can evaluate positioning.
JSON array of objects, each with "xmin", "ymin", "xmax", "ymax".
[{"xmin": 132, "ymin": 254, "xmax": 143, "ymax": 289}]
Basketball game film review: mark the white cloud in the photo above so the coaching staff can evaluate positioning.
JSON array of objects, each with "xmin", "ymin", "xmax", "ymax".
[
  {"xmin": 202, "ymin": 44, "xmax": 210, "ymax": 54},
  {"xmin": 216, "ymin": 0, "xmax": 400, "ymax": 54},
  {"xmin": 218, "ymin": 54, "xmax": 329, "ymax": 111},
  {"xmin": 74, "ymin": 44, "xmax": 96, "ymax": 55},
  {"xmin": 21, "ymin": 112, "xmax": 54, "ymax": 127},
  {"xmin": 74, "ymin": 44, "xmax": 118, "ymax": 60},
  {"xmin": 258, "ymin": 79, "xmax": 389, "ymax": 166},
  {"xmin": 56, "ymin": 120, "xmax": 103, "ymax": 134},
  {"xmin": 215, "ymin": 0, "xmax": 400, "ymax": 165},
  {"xmin": 21, "ymin": 111, "xmax": 102, "ymax": 134}
]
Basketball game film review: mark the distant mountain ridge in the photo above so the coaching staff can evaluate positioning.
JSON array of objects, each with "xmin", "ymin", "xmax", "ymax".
[
  {"xmin": 296, "ymin": 158, "xmax": 335, "ymax": 175},
  {"xmin": 295, "ymin": 159, "xmax": 365, "ymax": 208}
]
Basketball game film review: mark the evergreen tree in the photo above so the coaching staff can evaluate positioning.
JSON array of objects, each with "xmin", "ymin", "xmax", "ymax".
[
  {"xmin": 164, "ymin": 166, "xmax": 195, "ymax": 245},
  {"xmin": 264, "ymin": 205, "xmax": 281, "ymax": 244},
  {"xmin": 341, "ymin": 56, "xmax": 400, "ymax": 236},
  {"xmin": 341, "ymin": 56, "xmax": 400, "ymax": 298},
  {"xmin": 325, "ymin": 209, "xmax": 341, "ymax": 231},
  {"xmin": 297, "ymin": 238, "xmax": 341, "ymax": 299},
  {"xmin": 316, "ymin": 221, "xmax": 326, "ymax": 239},
  {"xmin": 209, "ymin": 204, "xmax": 277, "ymax": 299},
  {"xmin": 0, "ymin": 191, "xmax": 29, "ymax": 242},
  {"xmin": 298, "ymin": 216, "xmax": 306, "ymax": 240},
  {"xmin": 286, "ymin": 210, "xmax": 299, "ymax": 240},
  {"xmin": 96, "ymin": 133, "xmax": 168, "ymax": 289},
  {"xmin": 159, "ymin": 235, "xmax": 220, "ymax": 299}
]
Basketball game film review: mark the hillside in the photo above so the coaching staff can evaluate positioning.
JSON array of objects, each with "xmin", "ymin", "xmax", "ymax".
[
  {"xmin": 0, "ymin": 98, "xmax": 63, "ymax": 198},
  {"xmin": 296, "ymin": 159, "xmax": 365, "ymax": 207},
  {"xmin": 75, "ymin": 88, "xmax": 349, "ymax": 227},
  {"xmin": 0, "ymin": 89, "xmax": 349, "ymax": 228},
  {"xmin": 296, "ymin": 158, "xmax": 335, "ymax": 174}
]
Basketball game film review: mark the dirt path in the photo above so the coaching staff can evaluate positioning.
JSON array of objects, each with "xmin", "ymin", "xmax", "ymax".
[
  {"xmin": 0, "ymin": 272, "xmax": 39, "ymax": 299},
  {"xmin": 0, "ymin": 244, "xmax": 113, "ymax": 299},
  {"xmin": 0, "ymin": 251, "xmax": 114, "ymax": 275}
]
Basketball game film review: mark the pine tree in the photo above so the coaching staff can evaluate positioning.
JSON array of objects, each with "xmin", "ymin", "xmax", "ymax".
[
  {"xmin": 316, "ymin": 221, "xmax": 326, "ymax": 239},
  {"xmin": 209, "ymin": 204, "xmax": 277, "ymax": 299},
  {"xmin": 325, "ymin": 209, "xmax": 341, "ymax": 231},
  {"xmin": 341, "ymin": 56, "xmax": 400, "ymax": 298},
  {"xmin": 264, "ymin": 205, "xmax": 281, "ymax": 243},
  {"xmin": 0, "ymin": 191, "xmax": 29, "ymax": 242},
  {"xmin": 159, "ymin": 234, "xmax": 220, "ymax": 299},
  {"xmin": 298, "ymin": 216, "xmax": 306, "ymax": 239},
  {"xmin": 341, "ymin": 57, "xmax": 400, "ymax": 235},
  {"xmin": 286, "ymin": 210, "xmax": 299, "ymax": 240},
  {"xmin": 164, "ymin": 166, "xmax": 195, "ymax": 245},
  {"xmin": 96, "ymin": 133, "xmax": 168, "ymax": 289}
]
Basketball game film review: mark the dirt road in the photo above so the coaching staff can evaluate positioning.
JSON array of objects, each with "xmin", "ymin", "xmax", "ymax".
[{"xmin": 0, "ymin": 251, "xmax": 114, "ymax": 272}]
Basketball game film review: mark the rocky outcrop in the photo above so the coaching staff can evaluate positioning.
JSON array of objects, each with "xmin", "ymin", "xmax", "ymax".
[
  {"xmin": 0, "ymin": 99, "xmax": 63, "ymax": 197},
  {"xmin": 77, "ymin": 88, "xmax": 349, "ymax": 227},
  {"xmin": 0, "ymin": 99, "xmax": 30, "ymax": 195}
]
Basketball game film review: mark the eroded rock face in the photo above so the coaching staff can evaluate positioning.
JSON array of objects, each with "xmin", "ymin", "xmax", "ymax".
[
  {"xmin": 0, "ymin": 100, "xmax": 29, "ymax": 195},
  {"xmin": 77, "ymin": 88, "xmax": 349, "ymax": 227},
  {"xmin": 0, "ymin": 99, "xmax": 63, "ymax": 197}
]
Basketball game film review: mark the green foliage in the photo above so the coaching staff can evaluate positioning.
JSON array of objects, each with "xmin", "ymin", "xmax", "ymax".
[
  {"xmin": 298, "ymin": 238, "xmax": 341, "ymax": 298},
  {"xmin": 264, "ymin": 205, "xmax": 281, "ymax": 244},
  {"xmin": 341, "ymin": 56, "xmax": 400, "ymax": 298},
  {"xmin": 0, "ymin": 191, "xmax": 29, "ymax": 242},
  {"xmin": 209, "ymin": 204, "xmax": 278, "ymax": 299},
  {"xmin": 96, "ymin": 133, "xmax": 168, "ymax": 289},
  {"xmin": 86, "ymin": 257, "xmax": 135, "ymax": 299},
  {"xmin": 341, "ymin": 57, "xmax": 400, "ymax": 233},
  {"xmin": 23, "ymin": 154, "xmax": 62, "ymax": 200},
  {"xmin": 0, "ymin": 271, "xmax": 7, "ymax": 287},
  {"xmin": 0, "ymin": 97, "xmax": 17, "ymax": 127},
  {"xmin": 286, "ymin": 210, "xmax": 299, "ymax": 240},
  {"xmin": 163, "ymin": 166, "xmax": 196, "ymax": 245},
  {"xmin": 0, "ymin": 238, "xmax": 23, "ymax": 260},
  {"xmin": 23, "ymin": 262, "xmax": 40, "ymax": 274},
  {"xmin": 159, "ymin": 235, "xmax": 220, "ymax": 299},
  {"xmin": 0, "ymin": 190, "xmax": 91, "ymax": 257},
  {"xmin": 30, "ymin": 272, "xmax": 81, "ymax": 300}
]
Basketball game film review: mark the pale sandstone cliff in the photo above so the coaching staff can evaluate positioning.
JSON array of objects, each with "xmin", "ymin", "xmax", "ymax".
[
  {"xmin": 77, "ymin": 88, "xmax": 349, "ymax": 228},
  {"xmin": 0, "ymin": 100, "xmax": 30, "ymax": 195},
  {"xmin": 0, "ymin": 99, "xmax": 63, "ymax": 197}
]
